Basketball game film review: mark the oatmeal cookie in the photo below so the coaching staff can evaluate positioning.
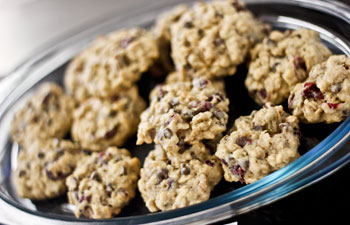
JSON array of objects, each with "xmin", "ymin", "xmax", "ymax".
[
  {"xmin": 165, "ymin": 71, "xmax": 226, "ymax": 93},
  {"xmin": 171, "ymin": 0, "xmax": 267, "ymax": 79},
  {"xmin": 288, "ymin": 55, "xmax": 350, "ymax": 123},
  {"xmin": 216, "ymin": 103, "xmax": 300, "ymax": 184},
  {"xmin": 64, "ymin": 28, "xmax": 158, "ymax": 100},
  {"xmin": 72, "ymin": 85, "xmax": 145, "ymax": 151},
  {"xmin": 150, "ymin": 5, "xmax": 188, "ymax": 76},
  {"xmin": 245, "ymin": 29, "xmax": 331, "ymax": 105},
  {"xmin": 137, "ymin": 78, "xmax": 229, "ymax": 153},
  {"xmin": 14, "ymin": 139, "xmax": 81, "ymax": 200},
  {"xmin": 66, "ymin": 147, "xmax": 140, "ymax": 219},
  {"xmin": 11, "ymin": 83, "xmax": 75, "ymax": 147},
  {"xmin": 138, "ymin": 143, "xmax": 222, "ymax": 212}
]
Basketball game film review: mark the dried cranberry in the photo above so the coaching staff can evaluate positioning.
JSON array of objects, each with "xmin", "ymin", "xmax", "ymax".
[
  {"xmin": 180, "ymin": 164, "xmax": 190, "ymax": 175},
  {"xmin": 205, "ymin": 160, "xmax": 215, "ymax": 167},
  {"xmin": 199, "ymin": 79, "xmax": 209, "ymax": 89},
  {"xmin": 120, "ymin": 36, "xmax": 135, "ymax": 48},
  {"xmin": 236, "ymin": 136, "xmax": 252, "ymax": 147},
  {"xmin": 156, "ymin": 168, "xmax": 169, "ymax": 184},
  {"xmin": 111, "ymin": 94, "xmax": 120, "ymax": 102},
  {"xmin": 166, "ymin": 115, "xmax": 175, "ymax": 126},
  {"xmin": 220, "ymin": 159, "xmax": 228, "ymax": 166},
  {"xmin": 79, "ymin": 195, "xmax": 92, "ymax": 203},
  {"xmin": 231, "ymin": 164, "xmax": 245, "ymax": 184},
  {"xmin": 104, "ymin": 126, "xmax": 119, "ymax": 139},
  {"xmin": 328, "ymin": 103, "xmax": 339, "ymax": 109},
  {"xmin": 199, "ymin": 102, "xmax": 213, "ymax": 112},
  {"xmin": 303, "ymin": 82, "xmax": 323, "ymax": 100}
]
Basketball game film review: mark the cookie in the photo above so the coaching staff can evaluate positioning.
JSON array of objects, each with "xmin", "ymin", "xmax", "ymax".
[
  {"xmin": 288, "ymin": 55, "xmax": 350, "ymax": 123},
  {"xmin": 165, "ymin": 71, "xmax": 226, "ymax": 93},
  {"xmin": 245, "ymin": 29, "xmax": 331, "ymax": 105},
  {"xmin": 11, "ymin": 83, "xmax": 75, "ymax": 147},
  {"xmin": 64, "ymin": 28, "xmax": 159, "ymax": 100},
  {"xmin": 150, "ymin": 5, "xmax": 188, "ymax": 76},
  {"xmin": 72, "ymin": 85, "xmax": 145, "ymax": 151},
  {"xmin": 14, "ymin": 139, "xmax": 81, "ymax": 200},
  {"xmin": 66, "ymin": 147, "xmax": 140, "ymax": 219},
  {"xmin": 171, "ymin": 0, "xmax": 267, "ymax": 79},
  {"xmin": 216, "ymin": 103, "xmax": 300, "ymax": 184},
  {"xmin": 137, "ymin": 77, "xmax": 229, "ymax": 153},
  {"xmin": 138, "ymin": 143, "xmax": 222, "ymax": 212}
]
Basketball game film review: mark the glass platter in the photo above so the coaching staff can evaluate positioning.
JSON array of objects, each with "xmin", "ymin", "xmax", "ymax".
[{"xmin": 0, "ymin": 0, "xmax": 349, "ymax": 224}]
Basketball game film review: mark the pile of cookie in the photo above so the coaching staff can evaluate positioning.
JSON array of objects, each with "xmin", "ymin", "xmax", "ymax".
[{"xmin": 10, "ymin": 0, "xmax": 350, "ymax": 219}]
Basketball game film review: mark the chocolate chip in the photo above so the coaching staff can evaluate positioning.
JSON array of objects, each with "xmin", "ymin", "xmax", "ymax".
[
  {"xmin": 213, "ymin": 110, "xmax": 225, "ymax": 120},
  {"xmin": 53, "ymin": 150, "xmax": 65, "ymax": 161},
  {"xmin": 184, "ymin": 64, "xmax": 192, "ymax": 70},
  {"xmin": 232, "ymin": 0, "xmax": 245, "ymax": 11},
  {"xmin": 189, "ymin": 100, "xmax": 199, "ymax": 108},
  {"xmin": 156, "ymin": 168, "xmax": 169, "ymax": 184},
  {"xmin": 111, "ymin": 94, "xmax": 120, "ymax": 102},
  {"xmin": 37, "ymin": 152, "xmax": 45, "ymax": 159},
  {"xmin": 293, "ymin": 56, "xmax": 306, "ymax": 71},
  {"xmin": 215, "ymin": 12, "xmax": 223, "ymax": 18},
  {"xmin": 220, "ymin": 159, "xmax": 229, "ymax": 166},
  {"xmin": 214, "ymin": 37, "xmax": 225, "ymax": 46},
  {"xmin": 236, "ymin": 136, "xmax": 252, "ymax": 147},
  {"xmin": 271, "ymin": 62, "xmax": 279, "ymax": 72},
  {"xmin": 180, "ymin": 164, "xmax": 190, "ymax": 175},
  {"xmin": 120, "ymin": 36, "xmax": 135, "ymax": 48},
  {"xmin": 184, "ymin": 21, "xmax": 193, "ymax": 28},
  {"xmin": 199, "ymin": 102, "xmax": 213, "ymax": 112},
  {"xmin": 160, "ymin": 128, "xmax": 173, "ymax": 139},
  {"xmin": 258, "ymin": 89, "xmax": 267, "ymax": 99},
  {"xmin": 42, "ymin": 92, "xmax": 52, "ymax": 106},
  {"xmin": 252, "ymin": 123, "xmax": 264, "ymax": 131},
  {"xmin": 109, "ymin": 110, "xmax": 117, "ymax": 117},
  {"xmin": 106, "ymin": 184, "xmax": 114, "ymax": 197},
  {"xmin": 104, "ymin": 126, "xmax": 119, "ymax": 139},
  {"xmin": 293, "ymin": 127, "xmax": 302, "ymax": 139},
  {"xmin": 120, "ymin": 166, "xmax": 127, "ymax": 175},
  {"xmin": 330, "ymin": 83, "xmax": 342, "ymax": 93},
  {"xmin": 46, "ymin": 169, "xmax": 69, "ymax": 181},
  {"xmin": 118, "ymin": 55, "xmax": 130, "ymax": 68},
  {"xmin": 167, "ymin": 178, "xmax": 175, "ymax": 189},
  {"xmin": 90, "ymin": 171, "xmax": 102, "ymax": 182},
  {"xmin": 18, "ymin": 170, "xmax": 26, "ymax": 177},
  {"xmin": 170, "ymin": 98, "xmax": 179, "ymax": 106},
  {"xmin": 303, "ymin": 82, "xmax": 324, "ymax": 100},
  {"xmin": 198, "ymin": 29, "xmax": 204, "ymax": 37}
]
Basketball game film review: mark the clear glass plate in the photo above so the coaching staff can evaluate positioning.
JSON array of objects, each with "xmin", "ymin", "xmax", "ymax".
[{"xmin": 0, "ymin": 0, "xmax": 350, "ymax": 224}]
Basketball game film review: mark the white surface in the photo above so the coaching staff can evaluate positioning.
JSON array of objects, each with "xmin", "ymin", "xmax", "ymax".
[{"xmin": 0, "ymin": 0, "xmax": 141, "ymax": 76}]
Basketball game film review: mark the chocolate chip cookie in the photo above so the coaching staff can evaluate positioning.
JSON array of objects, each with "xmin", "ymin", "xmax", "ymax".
[
  {"xmin": 66, "ymin": 147, "xmax": 140, "ymax": 219},
  {"xmin": 138, "ymin": 143, "xmax": 222, "ymax": 212},
  {"xmin": 288, "ymin": 55, "xmax": 350, "ymax": 123},
  {"xmin": 64, "ymin": 28, "xmax": 159, "ymax": 100},
  {"xmin": 216, "ymin": 103, "xmax": 300, "ymax": 184},
  {"xmin": 245, "ymin": 29, "xmax": 331, "ymax": 105},
  {"xmin": 137, "ymin": 78, "xmax": 229, "ymax": 153},
  {"xmin": 11, "ymin": 83, "xmax": 75, "ymax": 147},
  {"xmin": 14, "ymin": 139, "xmax": 81, "ymax": 200},
  {"xmin": 171, "ymin": 0, "xmax": 267, "ymax": 79},
  {"xmin": 72, "ymin": 85, "xmax": 145, "ymax": 151}
]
